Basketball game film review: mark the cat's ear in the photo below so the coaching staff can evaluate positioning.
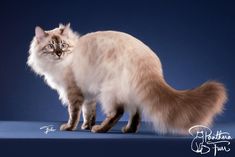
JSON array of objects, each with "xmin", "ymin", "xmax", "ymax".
[
  {"xmin": 59, "ymin": 23, "xmax": 65, "ymax": 28},
  {"xmin": 35, "ymin": 26, "xmax": 46, "ymax": 41},
  {"xmin": 61, "ymin": 23, "xmax": 71, "ymax": 36}
]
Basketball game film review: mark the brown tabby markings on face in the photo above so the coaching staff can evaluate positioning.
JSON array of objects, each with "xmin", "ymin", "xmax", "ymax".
[{"xmin": 51, "ymin": 35, "xmax": 60, "ymax": 44}]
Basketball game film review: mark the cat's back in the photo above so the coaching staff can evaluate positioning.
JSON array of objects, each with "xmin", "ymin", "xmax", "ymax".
[
  {"xmin": 76, "ymin": 30, "xmax": 162, "ymax": 74},
  {"xmin": 80, "ymin": 30, "xmax": 139, "ymax": 43},
  {"xmin": 74, "ymin": 30, "xmax": 163, "ymax": 97},
  {"xmin": 78, "ymin": 30, "xmax": 154, "ymax": 55}
]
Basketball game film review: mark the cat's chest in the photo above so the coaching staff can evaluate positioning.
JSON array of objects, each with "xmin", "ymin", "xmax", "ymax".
[
  {"xmin": 45, "ymin": 72, "xmax": 66, "ymax": 90},
  {"xmin": 44, "ymin": 67, "xmax": 71, "ymax": 90},
  {"xmin": 72, "ymin": 66, "xmax": 101, "ymax": 99}
]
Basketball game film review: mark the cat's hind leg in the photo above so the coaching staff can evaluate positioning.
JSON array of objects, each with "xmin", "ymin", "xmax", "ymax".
[
  {"xmin": 91, "ymin": 106, "xmax": 124, "ymax": 133},
  {"xmin": 81, "ymin": 100, "xmax": 96, "ymax": 130},
  {"xmin": 122, "ymin": 109, "xmax": 141, "ymax": 133}
]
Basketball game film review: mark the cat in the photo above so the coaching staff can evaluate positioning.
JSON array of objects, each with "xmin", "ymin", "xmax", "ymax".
[{"xmin": 27, "ymin": 23, "xmax": 227, "ymax": 134}]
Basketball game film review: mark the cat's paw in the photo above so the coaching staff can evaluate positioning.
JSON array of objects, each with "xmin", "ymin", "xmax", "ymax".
[
  {"xmin": 121, "ymin": 126, "xmax": 138, "ymax": 133},
  {"xmin": 91, "ymin": 125, "xmax": 105, "ymax": 133},
  {"xmin": 81, "ymin": 123, "xmax": 92, "ymax": 130},
  {"xmin": 60, "ymin": 123, "xmax": 75, "ymax": 131}
]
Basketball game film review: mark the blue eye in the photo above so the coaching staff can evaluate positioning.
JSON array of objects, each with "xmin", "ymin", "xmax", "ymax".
[
  {"xmin": 61, "ymin": 43, "xmax": 68, "ymax": 49},
  {"xmin": 47, "ymin": 44, "xmax": 54, "ymax": 49}
]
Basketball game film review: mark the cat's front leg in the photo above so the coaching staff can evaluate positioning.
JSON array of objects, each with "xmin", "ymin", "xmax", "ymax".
[
  {"xmin": 60, "ymin": 87, "xmax": 84, "ymax": 131},
  {"xmin": 81, "ymin": 100, "xmax": 96, "ymax": 130}
]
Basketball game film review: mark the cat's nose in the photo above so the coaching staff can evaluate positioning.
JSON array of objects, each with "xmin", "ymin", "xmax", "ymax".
[{"xmin": 56, "ymin": 51, "xmax": 62, "ymax": 57}]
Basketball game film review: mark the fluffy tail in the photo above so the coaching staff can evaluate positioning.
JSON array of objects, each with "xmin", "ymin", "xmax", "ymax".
[{"xmin": 142, "ymin": 80, "xmax": 227, "ymax": 134}]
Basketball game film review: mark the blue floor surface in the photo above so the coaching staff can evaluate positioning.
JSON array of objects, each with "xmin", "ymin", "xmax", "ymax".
[
  {"xmin": 0, "ymin": 121, "xmax": 180, "ymax": 139},
  {"xmin": 0, "ymin": 121, "xmax": 234, "ymax": 157},
  {"xmin": 0, "ymin": 121, "xmax": 235, "ymax": 139}
]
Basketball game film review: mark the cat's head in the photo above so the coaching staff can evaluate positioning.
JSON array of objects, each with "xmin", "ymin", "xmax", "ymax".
[{"xmin": 28, "ymin": 23, "xmax": 79, "ymax": 74}]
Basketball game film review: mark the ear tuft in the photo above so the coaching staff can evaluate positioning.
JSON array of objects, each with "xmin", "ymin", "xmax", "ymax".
[
  {"xmin": 59, "ymin": 23, "xmax": 65, "ymax": 28},
  {"xmin": 35, "ymin": 26, "xmax": 46, "ymax": 41},
  {"xmin": 65, "ymin": 23, "xmax": 70, "ymax": 28},
  {"xmin": 61, "ymin": 23, "xmax": 71, "ymax": 36}
]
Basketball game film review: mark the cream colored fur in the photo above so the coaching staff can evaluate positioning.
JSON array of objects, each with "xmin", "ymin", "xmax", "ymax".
[{"xmin": 28, "ymin": 24, "xmax": 227, "ymax": 134}]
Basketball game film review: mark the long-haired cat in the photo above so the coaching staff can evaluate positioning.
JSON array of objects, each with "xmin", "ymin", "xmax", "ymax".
[{"xmin": 27, "ymin": 23, "xmax": 227, "ymax": 134}]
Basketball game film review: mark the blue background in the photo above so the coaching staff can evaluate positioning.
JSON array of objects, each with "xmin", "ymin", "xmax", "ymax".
[{"xmin": 0, "ymin": 0, "xmax": 234, "ymax": 123}]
